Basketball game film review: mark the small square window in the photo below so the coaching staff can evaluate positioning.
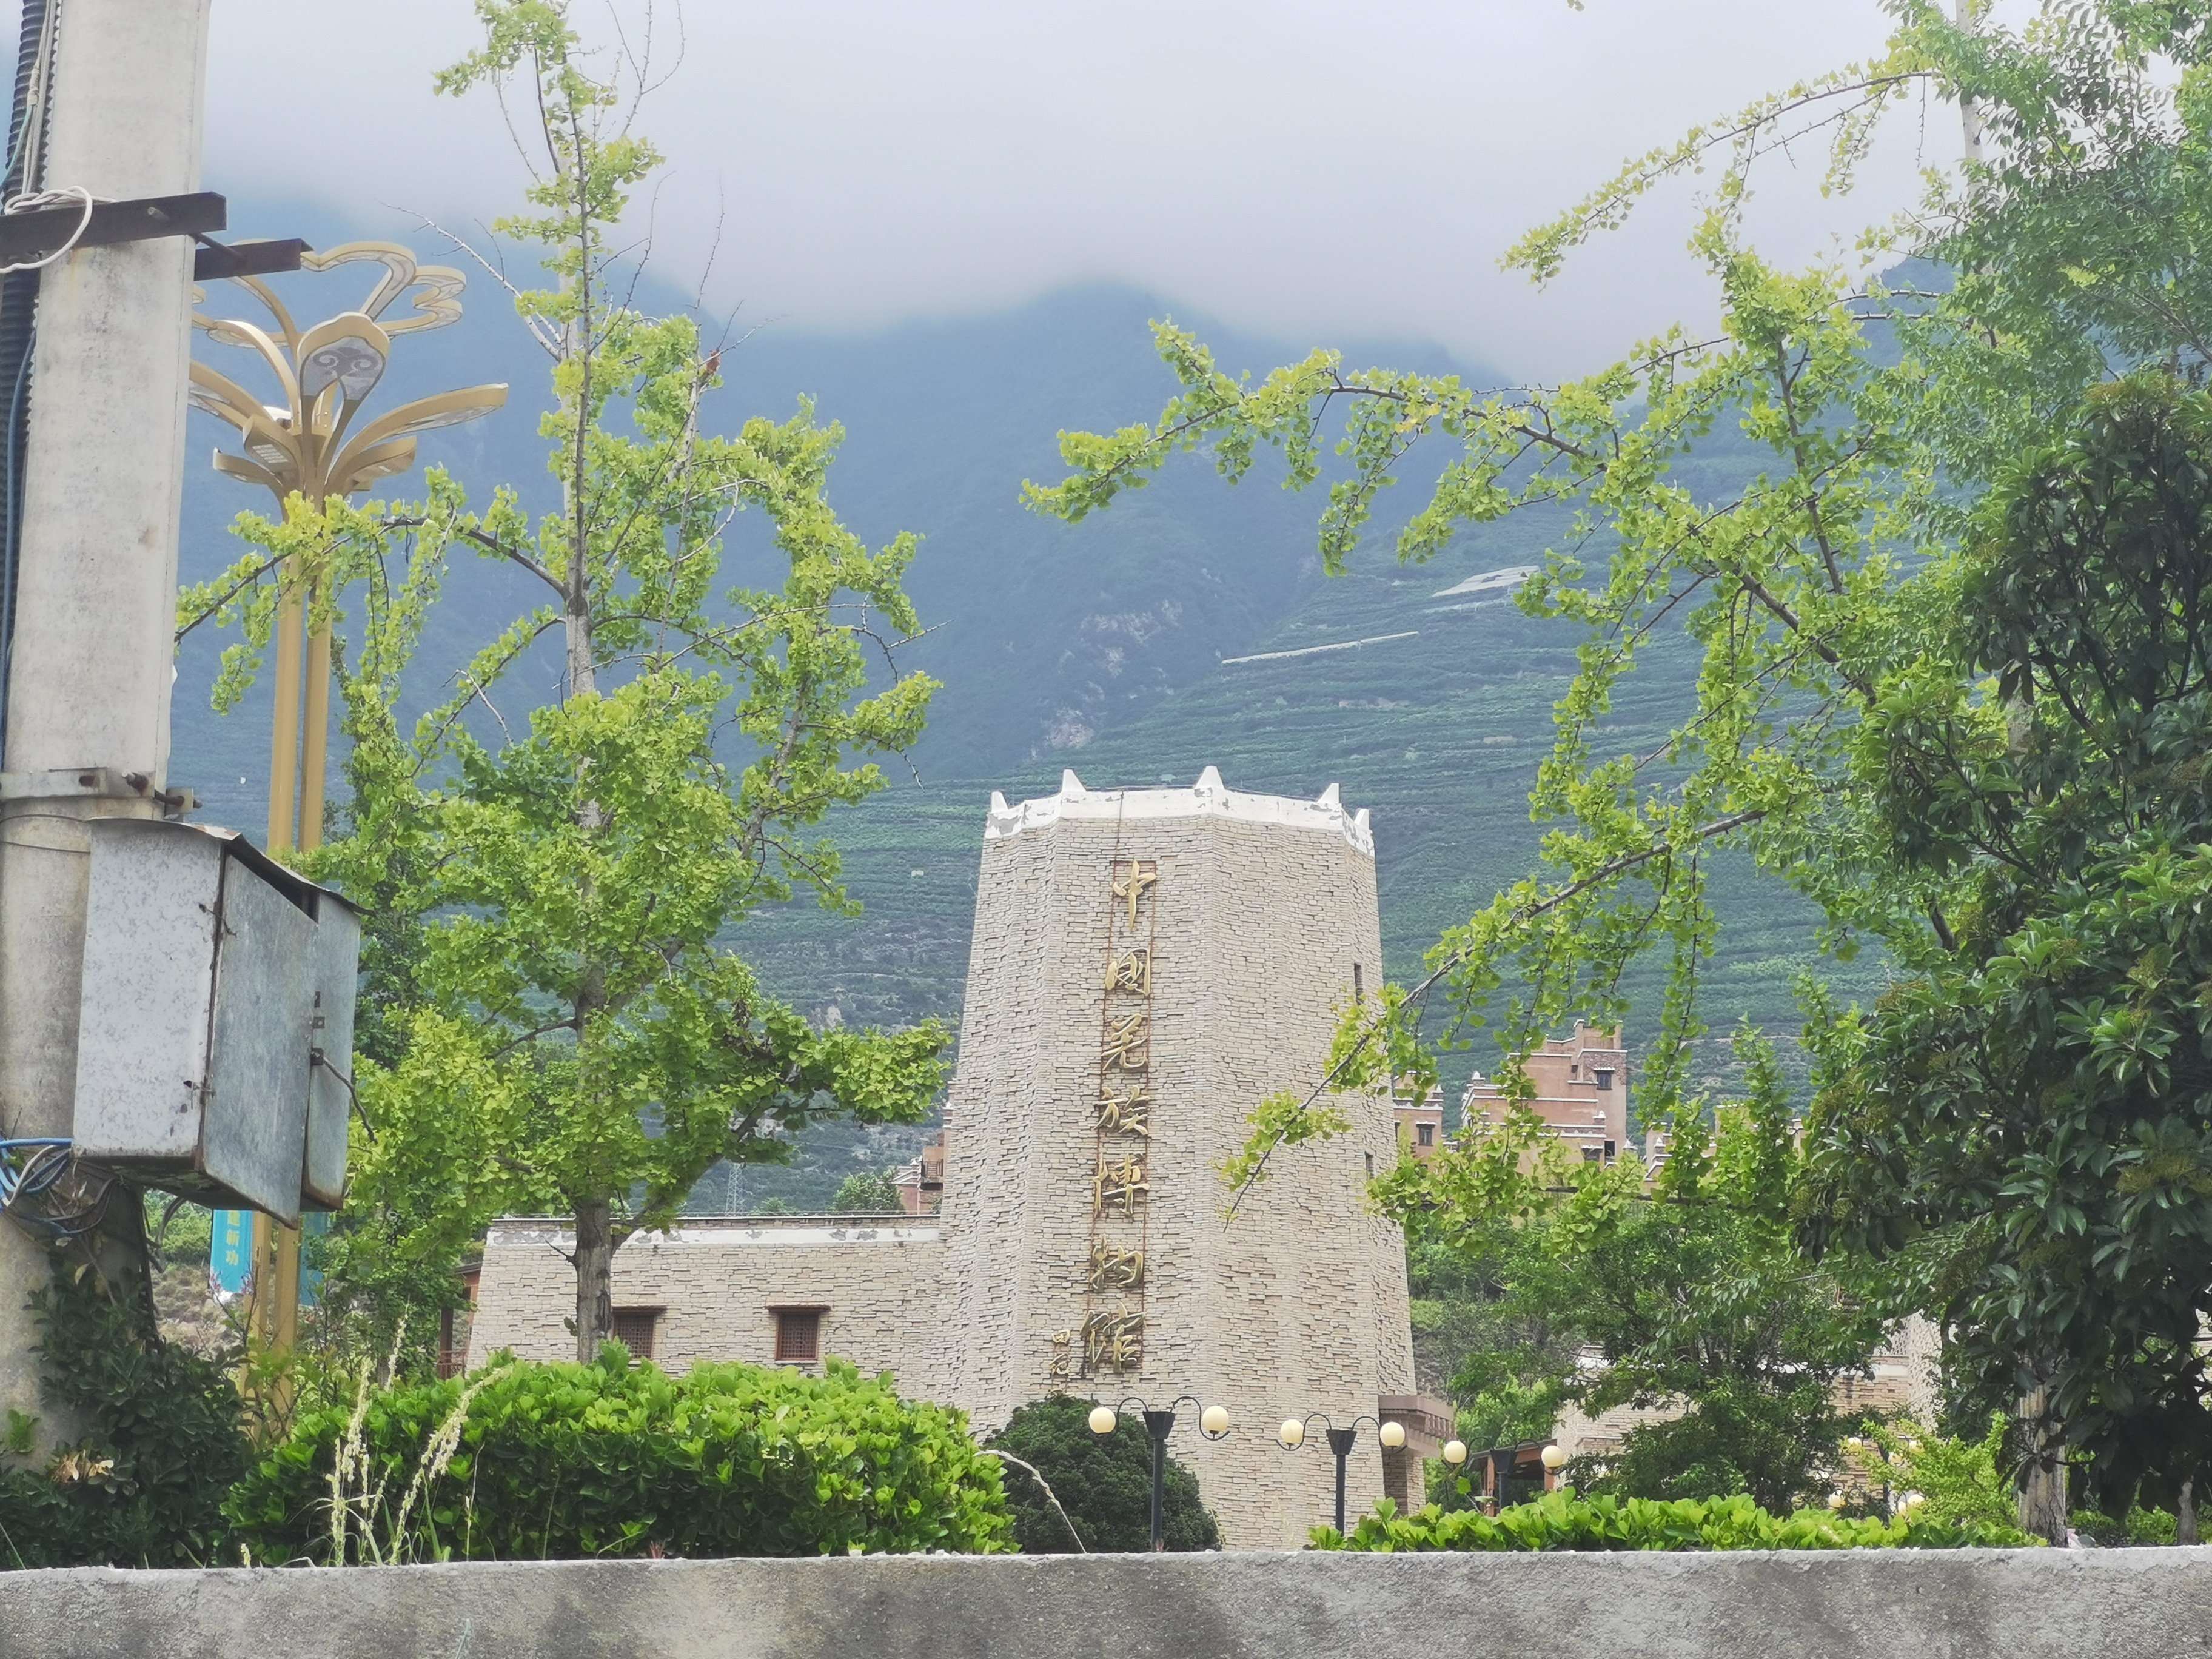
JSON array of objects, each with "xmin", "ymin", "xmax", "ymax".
[
  {"xmin": 1594, "ymin": 1067, "xmax": 1616, "ymax": 1090},
  {"xmin": 610, "ymin": 1307, "xmax": 659, "ymax": 1361},
  {"xmin": 1417, "ymin": 1122, "xmax": 1435, "ymax": 1147},
  {"xmin": 774, "ymin": 1307, "xmax": 824, "ymax": 1362},
  {"xmin": 1582, "ymin": 1147, "xmax": 1602, "ymax": 1163}
]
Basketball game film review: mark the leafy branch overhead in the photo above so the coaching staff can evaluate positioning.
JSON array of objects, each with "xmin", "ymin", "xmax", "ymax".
[{"xmin": 1027, "ymin": 1, "xmax": 2212, "ymax": 1221}]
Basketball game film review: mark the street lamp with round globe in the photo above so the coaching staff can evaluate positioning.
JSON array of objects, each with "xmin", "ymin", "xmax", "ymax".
[
  {"xmin": 1443, "ymin": 1439, "xmax": 1468, "ymax": 1466},
  {"xmin": 1279, "ymin": 1410, "xmax": 1413, "ymax": 1535},
  {"xmin": 1092, "ymin": 1394, "xmax": 1232, "ymax": 1550},
  {"xmin": 1538, "ymin": 1442, "xmax": 1568, "ymax": 1490}
]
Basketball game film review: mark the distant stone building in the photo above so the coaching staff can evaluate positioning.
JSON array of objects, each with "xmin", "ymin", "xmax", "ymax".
[
  {"xmin": 1460, "ymin": 1021, "xmax": 1635, "ymax": 1166},
  {"xmin": 893, "ymin": 1130, "xmax": 943, "ymax": 1215},
  {"xmin": 1548, "ymin": 1318, "xmax": 1943, "ymax": 1470},
  {"xmin": 1393, "ymin": 1081, "xmax": 1445, "ymax": 1162},
  {"xmin": 469, "ymin": 768, "xmax": 1446, "ymax": 1549}
]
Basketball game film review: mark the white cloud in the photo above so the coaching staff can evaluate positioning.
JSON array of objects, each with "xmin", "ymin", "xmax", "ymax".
[{"xmin": 185, "ymin": 0, "xmax": 1950, "ymax": 377}]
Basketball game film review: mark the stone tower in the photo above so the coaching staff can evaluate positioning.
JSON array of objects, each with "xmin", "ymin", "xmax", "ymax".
[{"xmin": 925, "ymin": 767, "xmax": 1416, "ymax": 1549}]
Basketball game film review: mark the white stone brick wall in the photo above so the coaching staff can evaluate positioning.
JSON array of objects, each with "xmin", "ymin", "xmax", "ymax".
[
  {"xmin": 928, "ymin": 780, "xmax": 1413, "ymax": 1549},
  {"xmin": 468, "ymin": 1219, "xmax": 944, "ymax": 1384}
]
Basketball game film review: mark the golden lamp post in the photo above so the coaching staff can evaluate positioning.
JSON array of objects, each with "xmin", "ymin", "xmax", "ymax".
[{"xmin": 189, "ymin": 243, "xmax": 506, "ymax": 1352}]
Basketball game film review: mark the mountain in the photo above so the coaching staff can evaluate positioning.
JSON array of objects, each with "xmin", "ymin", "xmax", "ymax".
[{"xmin": 170, "ymin": 203, "xmax": 1857, "ymax": 1208}]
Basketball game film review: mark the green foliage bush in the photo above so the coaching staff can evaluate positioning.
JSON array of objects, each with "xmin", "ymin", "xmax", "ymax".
[
  {"xmin": 2070, "ymin": 1507, "xmax": 2179, "ymax": 1547},
  {"xmin": 0, "ymin": 1256, "xmax": 247, "ymax": 1567},
  {"xmin": 1843, "ymin": 1417, "xmax": 2019, "ymax": 1533},
  {"xmin": 985, "ymin": 1395, "xmax": 1219, "ymax": 1552},
  {"xmin": 1317, "ymin": 1489, "xmax": 2039, "ymax": 1553},
  {"xmin": 227, "ymin": 1347, "xmax": 1013, "ymax": 1562},
  {"xmin": 1573, "ymin": 1379, "xmax": 1851, "ymax": 1513},
  {"xmin": 830, "ymin": 1171, "xmax": 907, "ymax": 1215}
]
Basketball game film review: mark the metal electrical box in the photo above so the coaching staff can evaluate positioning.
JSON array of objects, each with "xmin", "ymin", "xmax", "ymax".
[{"xmin": 70, "ymin": 819, "xmax": 362, "ymax": 1219}]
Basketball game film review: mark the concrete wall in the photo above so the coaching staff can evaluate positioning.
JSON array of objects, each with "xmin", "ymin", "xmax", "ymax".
[
  {"xmin": 5, "ymin": 1550, "xmax": 2209, "ymax": 1659},
  {"xmin": 468, "ymin": 1219, "xmax": 944, "ymax": 1382}
]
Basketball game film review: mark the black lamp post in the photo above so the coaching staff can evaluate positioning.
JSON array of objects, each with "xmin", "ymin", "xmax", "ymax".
[
  {"xmin": 1088, "ymin": 1395, "xmax": 1231, "ymax": 1551},
  {"xmin": 1278, "ymin": 1411, "xmax": 1407, "ymax": 1535}
]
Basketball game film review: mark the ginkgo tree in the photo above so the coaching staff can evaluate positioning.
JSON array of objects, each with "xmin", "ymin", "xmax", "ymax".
[
  {"xmin": 1026, "ymin": 0, "xmax": 2212, "ymax": 1532},
  {"xmin": 182, "ymin": 0, "xmax": 945, "ymax": 1364}
]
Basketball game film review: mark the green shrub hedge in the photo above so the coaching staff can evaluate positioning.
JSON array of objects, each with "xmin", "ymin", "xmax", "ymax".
[
  {"xmin": 227, "ymin": 1347, "xmax": 1013, "ymax": 1563},
  {"xmin": 0, "ymin": 1259, "xmax": 247, "ymax": 1568},
  {"xmin": 1316, "ymin": 1490, "xmax": 2040, "ymax": 1552}
]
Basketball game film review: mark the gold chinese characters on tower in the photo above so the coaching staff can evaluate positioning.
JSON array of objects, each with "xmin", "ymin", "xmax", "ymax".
[{"xmin": 1051, "ymin": 858, "xmax": 1161, "ymax": 1382}]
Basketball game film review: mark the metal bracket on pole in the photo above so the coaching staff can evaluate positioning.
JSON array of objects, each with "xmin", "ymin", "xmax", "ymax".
[
  {"xmin": 0, "ymin": 190, "xmax": 306, "ymax": 281},
  {"xmin": 192, "ymin": 237, "xmax": 310, "ymax": 283},
  {"xmin": 0, "ymin": 190, "xmax": 223, "ymax": 261},
  {"xmin": 0, "ymin": 766, "xmax": 195, "ymax": 816}
]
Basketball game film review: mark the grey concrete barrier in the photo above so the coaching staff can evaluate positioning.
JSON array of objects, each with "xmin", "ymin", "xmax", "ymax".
[{"xmin": 4, "ymin": 1548, "xmax": 2211, "ymax": 1659}]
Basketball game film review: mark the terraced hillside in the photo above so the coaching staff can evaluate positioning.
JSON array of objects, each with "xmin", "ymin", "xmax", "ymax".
[{"xmin": 167, "ymin": 218, "xmax": 1869, "ymax": 1208}]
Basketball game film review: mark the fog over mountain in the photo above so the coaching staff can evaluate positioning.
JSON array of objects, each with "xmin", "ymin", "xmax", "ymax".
[{"xmin": 164, "ymin": 0, "xmax": 1946, "ymax": 378}]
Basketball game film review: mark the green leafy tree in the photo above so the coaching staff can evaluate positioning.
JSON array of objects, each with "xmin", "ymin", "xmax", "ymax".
[
  {"xmin": 984, "ymin": 1395, "xmax": 1220, "ymax": 1553},
  {"xmin": 1843, "ymin": 1415, "xmax": 2019, "ymax": 1531},
  {"xmin": 830, "ymin": 1171, "xmax": 906, "ymax": 1215},
  {"xmin": 1396, "ymin": 1030, "xmax": 1885, "ymax": 1513},
  {"xmin": 1024, "ymin": 0, "xmax": 2212, "ymax": 1528},
  {"xmin": 1805, "ymin": 379, "xmax": 2212, "ymax": 1534},
  {"xmin": 184, "ymin": 0, "xmax": 945, "ymax": 1365}
]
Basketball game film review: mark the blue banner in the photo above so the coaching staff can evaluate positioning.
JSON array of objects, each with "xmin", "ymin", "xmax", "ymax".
[{"xmin": 210, "ymin": 1208, "xmax": 253, "ymax": 1296}]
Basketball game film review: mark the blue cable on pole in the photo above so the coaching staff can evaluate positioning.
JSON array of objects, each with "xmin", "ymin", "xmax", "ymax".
[
  {"xmin": 0, "ymin": 1136, "xmax": 70, "ymax": 1209},
  {"xmin": 0, "ymin": 0, "xmax": 53, "ymax": 774}
]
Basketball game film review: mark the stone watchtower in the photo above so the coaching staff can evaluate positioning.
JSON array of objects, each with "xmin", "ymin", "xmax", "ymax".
[{"xmin": 924, "ymin": 768, "xmax": 1418, "ymax": 1548}]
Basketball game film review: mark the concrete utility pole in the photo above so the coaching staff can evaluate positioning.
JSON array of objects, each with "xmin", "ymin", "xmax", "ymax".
[{"xmin": 0, "ymin": 0, "xmax": 212, "ymax": 1449}]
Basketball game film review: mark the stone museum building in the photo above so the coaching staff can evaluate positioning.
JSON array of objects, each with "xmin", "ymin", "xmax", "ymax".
[{"xmin": 469, "ymin": 768, "xmax": 1447, "ymax": 1549}]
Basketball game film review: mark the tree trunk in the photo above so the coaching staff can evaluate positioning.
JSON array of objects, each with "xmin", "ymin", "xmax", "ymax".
[
  {"xmin": 557, "ymin": 286, "xmax": 614, "ymax": 1369},
  {"xmin": 574, "ymin": 1196, "xmax": 614, "ymax": 1362},
  {"xmin": 2017, "ymin": 1383, "xmax": 2069, "ymax": 1544},
  {"xmin": 2182, "ymin": 1478, "xmax": 2199, "ymax": 1546}
]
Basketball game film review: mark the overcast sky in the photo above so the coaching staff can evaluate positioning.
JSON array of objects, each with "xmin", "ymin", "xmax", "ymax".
[{"xmin": 179, "ymin": 0, "xmax": 1960, "ymax": 378}]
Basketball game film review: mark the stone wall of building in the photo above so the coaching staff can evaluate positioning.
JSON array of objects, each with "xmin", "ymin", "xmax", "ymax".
[
  {"xmin": 467, "ymin": 1218, "xmax": 945, "ymax": 1383},
  {"xmin": 925, "ymin": 769, "xmax": 1415, "ymax": 1549}
]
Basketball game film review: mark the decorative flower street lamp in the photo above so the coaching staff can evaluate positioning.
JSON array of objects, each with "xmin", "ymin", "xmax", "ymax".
[
  {"xmin": 188, "ymin": 241, "xmax": 507, "ymax": 854},
  {"xmin": 1088, "ymin": 1395, "xmax": 1232, "ymax": 1551},
  {"xmin": 186, "ymin": 244, "xmax": 506, "ymax": 1355},
  {"xmin": 1279, "ymin": 1411, "xmax": 1409, "ymax": 1536}
]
